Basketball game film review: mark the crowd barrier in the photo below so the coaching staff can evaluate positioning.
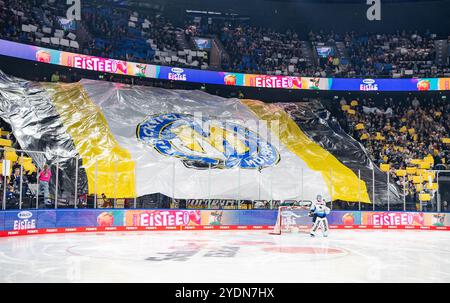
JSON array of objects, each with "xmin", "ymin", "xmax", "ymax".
[
  {"xmin": 0, "ymin": 39, "xmax": 450, "ymax": 91},
  {"xmin": 1, "ymin": 145, "xmax": 448, "ymax": 212},
  {"xmin": 1, "ymin": 209, "xmax": 449, "ymax": 237}
]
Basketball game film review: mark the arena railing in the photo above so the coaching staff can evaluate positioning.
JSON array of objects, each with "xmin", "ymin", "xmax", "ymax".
[{"xmin": 0, "ymin": 147, "xmax": 448, "ymax": 212}]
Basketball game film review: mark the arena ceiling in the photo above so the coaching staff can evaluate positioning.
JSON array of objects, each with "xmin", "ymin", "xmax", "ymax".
[{"xmin": 266, "ymin": 0, "xmax": 449, "ymax": 3}]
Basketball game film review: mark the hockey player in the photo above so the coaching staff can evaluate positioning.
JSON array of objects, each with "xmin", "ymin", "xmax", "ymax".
[
  {"xmin": 309, "ymin": 195, "xmax": 323, "ymax": 224},
  {"xmin": 309, "ymin": 195, "xmax": 330, "ymax": 237}
]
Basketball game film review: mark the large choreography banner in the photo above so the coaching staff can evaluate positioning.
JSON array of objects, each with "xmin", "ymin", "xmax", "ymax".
[
  {"xmin": 0, "ymin": 39, "xmax": 449, "ymax": 91},
  {"xmin": 0, "ymin": 70, "xmax": 401, "ymax": 205}
]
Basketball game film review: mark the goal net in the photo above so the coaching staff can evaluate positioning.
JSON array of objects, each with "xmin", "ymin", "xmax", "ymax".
[{"xmin": 270, "ymin": 206, "xmax": 312, "ymax": 235}]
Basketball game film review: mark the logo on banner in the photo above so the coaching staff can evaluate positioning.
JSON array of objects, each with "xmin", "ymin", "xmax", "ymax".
[
  {"xmin": 14, "ymin": 211, "xmax": 36, "ymax": 230},
  {"xmin": 308, "ymin": 78, "xmax": 321, "ymax": 90},
  {"xmin": 168, "ymin": 68, "xmax": 187, "ymax": 81},
  {"xmin": 97, "ymin": 212, "xmax": 114, "ymax": 227},
  {"xmin": 136, "ymin": 113, "xmax": 279, "ymax": 169},
  {"xmin": 251, "ymin": 75, "xmax": 302, "ymax": 89},
  {"xmin": 135, "ymin": 64, "xmax": 147, "ymax": 77},
  {"xmin": 360, "ymin": 79, "xmax": 378, "ymax": 91},
  {"xmin": 70, "ymin": 55, "xmax": 127, "ymax": 74},
  {"xmin": 126, "ymin": 210, "xmax": 202, "ymax": 227},
  {"xmin": 439, "ymin": 78, "xmax": 450, "ymax": 90},
  {"xmin": 36, "ymin": 50, "xmax": 51, "ymax": 63},
  {"xmin": 367, "ymin": 212, "xmax": 424, "ymax": 226},
  {"xmin": 224, "ymin": 74, "xmax": 237, "ymax": 86},
  {"xmin": 417, "ymin": 79, "xmax": 431, "ymax": 91}
]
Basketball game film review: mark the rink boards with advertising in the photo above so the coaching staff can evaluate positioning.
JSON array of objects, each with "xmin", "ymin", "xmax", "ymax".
[{"xmin": 1, "ymin": 209, "xmax": 450, "ymax": 236}]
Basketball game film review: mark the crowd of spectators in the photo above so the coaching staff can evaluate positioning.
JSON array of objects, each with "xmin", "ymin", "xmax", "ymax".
[
  {"xmin": 0, "ymin": 119, "xmax": 37, "ymax": 208},
  {"xmin": 179, "ymin": 22, "xmax": 450, "ymax": 78},
  {"xmin": 2, "ymin": 0, "xmax": 449, "ymax": 78},
  {"xmin": 82, "ymin": 5, "xmax": 180, "ymax": 63},
  {"xmin": 0, "ymin": 0, "xmax": 80, "ymax": 51},
  {"xmin": 339, "ymin": 96, "xmax": 449, "ymax": 208},
  {"xmin": 0, "ymin": 0, "xmax": 184, "ymax": 64},
  {"xmin": 217, "ymin": 24, "xmax": 310, "ymax": 75},
  {"xmin": 181, "ymin": 21, "xmax": 450, "ymax": 78},
  {"xmin": 310, "ymin": 30, "xmax": 450, "ymax": 78}
]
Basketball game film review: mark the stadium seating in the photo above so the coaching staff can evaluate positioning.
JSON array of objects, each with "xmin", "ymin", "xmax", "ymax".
[
  {"xmin": 0, "ymin": 0, "xmax": 80, "ymax": 51},
  {"xmin": 338, "ymin": 95, "xmax": 449, "ymax": 205},
  {"xmin": 1, "ymin": 0, "xmax": 449, "ymax": 78}
]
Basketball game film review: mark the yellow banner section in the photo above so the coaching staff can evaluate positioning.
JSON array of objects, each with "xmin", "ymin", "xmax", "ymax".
[
  {"xmin": 50, "ymin": 83, "xmax": 135, "ymax": 198},
  {"xmin": 242, "ymin": 99, "xmax": 370, "ymax": 203}
]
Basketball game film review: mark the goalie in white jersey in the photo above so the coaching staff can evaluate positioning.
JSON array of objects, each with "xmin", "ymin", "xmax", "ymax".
[{"xmin": 309, "ymin": 195, "xmax": 330, "ymax": 237}]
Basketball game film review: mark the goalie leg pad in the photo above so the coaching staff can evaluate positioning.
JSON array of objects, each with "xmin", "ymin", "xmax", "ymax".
[
  {"xmin": 322, "ymin": 218, "xmax": 329, "ymax": 237},
  {"xmin": 310, "ymin": 217, "xmax": 321, "ymax": 235}
]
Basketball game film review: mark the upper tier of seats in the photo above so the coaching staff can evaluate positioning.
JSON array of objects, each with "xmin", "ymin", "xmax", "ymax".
[{"xmin": 1, "ymin": 0, "xmax": 449, "ymax": 78}]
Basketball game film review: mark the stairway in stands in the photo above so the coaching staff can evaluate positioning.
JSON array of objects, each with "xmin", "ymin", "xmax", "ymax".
[
  {"xmin": 335, "ymin": 41, "xmax": 349, "ymax": 65},
  {"xmin": 175, "ymin": 30, "xmax": 191, "ymax": 52},
  {"xmin": 76, "ymin": 21, "xmax": 92, "ymax": 48},
  {"xmin": 209, "ymin": 36, "xmax": 229, "ymax": 70},
  {"xmin": 300, "ymin": 41, "xmax": 315, "ymax": 67},
  {"xmin": 435, "ymin": 40, "xmax": 449, "ymax": 69}
]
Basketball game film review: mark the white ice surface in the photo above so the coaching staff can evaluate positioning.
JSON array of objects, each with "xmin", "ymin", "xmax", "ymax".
[{"xmin": 0, "ymin": 230, "xmax": 449, "ymax": 283}]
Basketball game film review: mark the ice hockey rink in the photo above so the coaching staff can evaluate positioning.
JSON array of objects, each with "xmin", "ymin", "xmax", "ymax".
[{"xmin": 1, "ymin": 230, "xmax": 449, "ymax": 283}]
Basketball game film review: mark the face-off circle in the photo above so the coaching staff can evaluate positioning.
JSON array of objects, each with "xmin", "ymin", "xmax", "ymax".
[{"xmin": 262, "ymin": 246, "xmax": 346, "ymax": 255}]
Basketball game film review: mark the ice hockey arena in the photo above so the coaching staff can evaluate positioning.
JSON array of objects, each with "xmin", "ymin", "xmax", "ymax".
[{"xmin": 0, "ymin": 0, "xmax": 449, "ymax": 285}]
